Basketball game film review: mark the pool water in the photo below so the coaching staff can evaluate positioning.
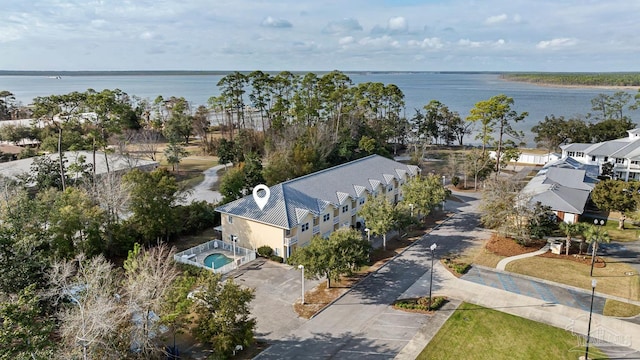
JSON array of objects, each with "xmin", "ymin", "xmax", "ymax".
[{"xmin": 204, "ymin": 253, "xmax": 233, "ymax": 269}]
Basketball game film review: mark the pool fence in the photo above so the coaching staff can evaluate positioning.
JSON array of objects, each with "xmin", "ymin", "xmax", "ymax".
[{"xmin": 174, "ymin": 239, "xmax": 256, "ymax": 275}]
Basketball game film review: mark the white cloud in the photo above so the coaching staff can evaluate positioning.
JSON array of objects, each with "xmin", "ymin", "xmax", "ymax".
[
  {"xmin": 485, "ymin": 14, "xmax": 508, "ymax": 25},
  {"xmin": 408, "ymin": 37, "xmax": 443, "ymax": 49},
  {"xmin": 388, "ymin": 16, "xmax": 407, "ymax": 32},
  {"xmin": 323, "ymin": 18, "xmax": 363, "ymax": 35},
  {"xmin": 359, "ymin": 35, "xmax": 400, "ymax": 49},
  {"xmin": 339, "ymin": 36, "xmax": 355, "ymax": 45},
  {"xmin": 261, "ymin": 16, "xmax": 293, "ymax": 28},
  {"xmin": 0, "ymin": 25, "xmax": 25, "ymax": 42},
  {"xmin": 458, "ymin": 38, "xmax": 505, "ymax": 48},
  {"xmin": 536, "ymin": 37, "xmax": 577, "ymax": 49}
]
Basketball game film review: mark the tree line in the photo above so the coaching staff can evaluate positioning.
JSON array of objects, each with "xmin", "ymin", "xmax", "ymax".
[{"xmin": 503, "ymin": 72, "xmax": 640, "ymax": 87}]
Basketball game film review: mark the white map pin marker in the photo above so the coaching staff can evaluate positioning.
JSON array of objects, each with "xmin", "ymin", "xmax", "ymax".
[{"xmin": 252, "ymin": 184, "xmax": 270, "ymax": 210}]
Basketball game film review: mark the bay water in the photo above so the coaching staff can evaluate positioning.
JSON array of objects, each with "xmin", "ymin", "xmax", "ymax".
[{"xmin": 1, "ymin": 72, "xmax": 637, "ymax": 146}]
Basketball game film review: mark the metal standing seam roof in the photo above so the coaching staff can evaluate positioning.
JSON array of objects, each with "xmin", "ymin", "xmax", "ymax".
[
  {"xmin": 215, "ymin": 155, "xmax": 420, "ymax": 230},
  {"xmin": 522, "ymin": 157, "xmax": 598, "ymax": 214}
]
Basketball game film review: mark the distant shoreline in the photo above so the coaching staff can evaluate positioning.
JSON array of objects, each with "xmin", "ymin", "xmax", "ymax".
[{"xmin": 500, "ymin": 77, "xmax": 640, "ymax": 91}]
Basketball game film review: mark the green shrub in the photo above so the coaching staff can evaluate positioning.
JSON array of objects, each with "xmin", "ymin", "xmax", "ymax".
[
  {"xmin": 394, "ymin": 296, "xmax": 447, "ymax": 311},
  {"xmin": 257, "ymin": 245, "xmax": 274, "ymax": 257},
  {"xmin": 269, "ymin": 255, "xmax": 284, "ymax": 263},
  {"xmin": 451, "ymin": 176, "xmax": 460, "ymax": 187}
]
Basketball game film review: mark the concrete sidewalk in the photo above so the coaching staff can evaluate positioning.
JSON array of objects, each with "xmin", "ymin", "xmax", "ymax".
[
  {"xmin": 395, "ymin": 261, "xmax": 640, "ymax": 359},
  {"xmin": 496, "ymin": 243, "xmax": 550, "ymax": 270}
]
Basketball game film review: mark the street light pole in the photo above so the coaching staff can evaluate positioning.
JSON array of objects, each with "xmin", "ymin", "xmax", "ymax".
[
  {"xmin": 429, "ymin": 243, "xmax": 437, "ymax": 310},
  {"xmin": 231, "ymin": 235, "xmax": 238, "ymax": 269},
  {"xmin": 442, "ymin": 176, "xmax": 446, "ymax": 211},
  {"xmin": 585, "ymin": 279, "xmax": 597, "ymax": 360},
  {"xmin": 590, "ymin": 219, "xmax": 604, "ymax": 277},
  {"xmin": 409, "ymin": 203, "xmax": 414, "ymax": 218},
  {"xmin": 298, "ymin": 264, "xmax": 305, "ymax": 305},
  {"xmin": 365, "ymin": 228, "xmax": 370, "ymax": 242}
]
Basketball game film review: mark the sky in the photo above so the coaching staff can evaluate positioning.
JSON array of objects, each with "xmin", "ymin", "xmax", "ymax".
[{"xmin": 1, "ymin": 0, "xmax": 639, "ymax": 72}]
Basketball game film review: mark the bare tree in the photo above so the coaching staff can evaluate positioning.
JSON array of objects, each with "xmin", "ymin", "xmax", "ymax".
[
  {"xmin": 134, "ymin": 129, "xmax": 162, "ymax": 161},
  {"xmin": 48, "ymin": 254, "xmax": 126, "ymax": 359},
  {"xmin": 123, "ymin": 244, "xmax": 179, "ymax": 358},
  {"xmin": 90, "ymin": 171, "xmax": 132, "ymax": 224}
]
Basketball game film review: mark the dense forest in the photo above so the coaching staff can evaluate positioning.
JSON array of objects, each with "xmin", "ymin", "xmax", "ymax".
[{"xmin": 503, "ymin": 72, "xmax": 640, "ymax": 87}]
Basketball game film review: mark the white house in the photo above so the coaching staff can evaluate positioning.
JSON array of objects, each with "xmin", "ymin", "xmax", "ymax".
[{"xmin": 561, "ymin": 129, "xmax": 640, "ymax": 181}]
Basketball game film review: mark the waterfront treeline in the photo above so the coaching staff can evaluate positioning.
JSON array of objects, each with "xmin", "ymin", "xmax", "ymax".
[{"xmin": 503, "ymin": 72, "xmax": 640, "ymax": 87}]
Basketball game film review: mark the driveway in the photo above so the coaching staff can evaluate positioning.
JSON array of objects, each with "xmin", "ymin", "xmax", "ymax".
[
  {"xmin": 227, "ymin": 258, "xmax": 322, "ymax": 341},
  {"xmin": 179, "ymin": 163, "xmax": 230, "ymax": 204}
]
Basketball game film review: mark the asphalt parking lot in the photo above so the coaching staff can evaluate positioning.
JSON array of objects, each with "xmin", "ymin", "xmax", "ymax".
[{"xmin": 227, "ymin": 257, "xmax": 322, "ymax": 341}]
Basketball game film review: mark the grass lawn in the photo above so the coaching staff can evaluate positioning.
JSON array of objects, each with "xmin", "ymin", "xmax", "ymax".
[
  {"xmin": 579, "ymin": 217, "xmax": 640, "ymax": 242},
  {"xmin": 506, "ymin": 256, "xmax": 640, "ymax": 301},
  {"xmin": 418, "ymin": 302, "xmax": 606, "ymax": 360}
]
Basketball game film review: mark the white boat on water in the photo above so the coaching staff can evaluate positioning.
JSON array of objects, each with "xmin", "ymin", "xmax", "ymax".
[{"xmin": 47, "ymin": 76, "xmax": 62, "ymax": 79}]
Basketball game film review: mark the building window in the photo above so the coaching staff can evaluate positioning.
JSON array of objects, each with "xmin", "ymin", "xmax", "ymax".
[
  {"xmin": 301, "ymin": 223, "xmax": 309, "ymax": 232},
  {"xmin": 285, "ymin": 229, "xmax": 291, "ymax": 236},
  {"xmin": 342, "ymin": 205, "xmax": 349, "ymax": 213},
  {"xmin": 604, "ymin": 156, "xmax": 609, "ymax": 162},
  {"xmin": 576, "ymin": 152, "xmax": 584, "ymax": 157},
  {"xmin": 323, "ymin": 213, "xmax": 330, "ymax": 222},
  {"xmin": 359, "ymin": 197, "xmax": 365, "ymax": 205},
  {"xmin": 388, "ymin": 185, "xmax": 393, "ymax": 192},
  {"xmin": 632, "ymin": 161, "xmax": 639, "ymax": 165},
  {"xmin": 313, "ymin": 217, "xmax": 319, "ymax": 226},
  {"xmin": 616, "ymin": 158, "xmax": 625, "ymax": 164},
  {"xmin": 568, "ymin": 151, "xmax": 575, "ymax": 157},
  {"xmin": 228, "ymin": 215, "xmax": 233, "ymax": 224},
  {"xmin": 592, "ymin": 155, "xmax": 596, "ymax": 161}
]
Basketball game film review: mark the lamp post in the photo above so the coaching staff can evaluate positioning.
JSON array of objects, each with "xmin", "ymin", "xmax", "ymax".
[
  {"xmin": 584, "ymin": 279, "xmax": 597, "ymax": 360},
  {"xmin": 231, "ymin": 235, "xmax": 238, "ymax": 269},
  {"xmin": 442, "ymin": 176, "xmax": 446, "ymax": 211},
  {"xmin": 590, "ymin": 219, "xmax": 605, "ymax": 276},
  {"xmin": 428, "ymin": 243, "xmax": 437, "ymax": 310},
  {"xmin": 409, "ymin": 203, "xmax": 414, "ymax": 218},
  {"xmin": 298, "ymin": 264, "xmax": 305, "ymax": 305},
  {"xmin": 364, "ymin": 228, "xmax": 370, "ymax": 242}
]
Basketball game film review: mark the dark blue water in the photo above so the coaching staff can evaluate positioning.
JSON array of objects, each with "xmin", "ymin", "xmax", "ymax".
[{"xmin": 1, "ymin": 72, "xmax": 637, "ymax": 145}]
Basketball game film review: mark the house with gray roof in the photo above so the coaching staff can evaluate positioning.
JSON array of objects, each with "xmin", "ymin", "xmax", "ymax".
[
  {"xmin": 215, "ymin": 155, "xmax": 420, "ymax": 260},
  {"xmin": 561, "ymin": 129, "xmax": 640, "ymax": 181},
  {"xmin": 521, "ymin": 157, "xmax": 599, "ymax": 223}
]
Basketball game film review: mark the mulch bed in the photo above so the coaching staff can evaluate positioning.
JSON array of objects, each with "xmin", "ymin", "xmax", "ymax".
[
  {"xmin": 484, "ymin": 234, "xmax": 606, "ymax": 268},
  {"xmin": 485, "ymin": 234, "xmax": 547, "ymax": 257}
]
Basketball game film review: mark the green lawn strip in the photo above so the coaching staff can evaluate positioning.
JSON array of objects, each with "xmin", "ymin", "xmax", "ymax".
[
  {"xmin": 603, "ymin": 299, "xmax": 640, "ymax": 317},
  {"xmin": 418, "ymin": 302, "xmax": 607, "ymax": 360},
  {"xmin": 505, "ymin": 256, "xmax": 639, "ymax": 301}
]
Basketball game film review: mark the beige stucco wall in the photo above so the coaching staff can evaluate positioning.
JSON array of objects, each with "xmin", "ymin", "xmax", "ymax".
[{"xmin": 221, "ymin": 215, "xmax": 286, "ymax": 257}]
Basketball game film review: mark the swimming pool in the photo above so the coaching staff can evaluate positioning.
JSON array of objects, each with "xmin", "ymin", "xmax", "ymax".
[{"xmin": 204, "ymin": 253, "xmax": 233, "ymax": 269}]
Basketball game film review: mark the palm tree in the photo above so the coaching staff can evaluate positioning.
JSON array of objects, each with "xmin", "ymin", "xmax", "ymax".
[
  {"xmin": 584, "ymin": 224, "xmax": 611, "ymax": 275},
  {"xmin": 559, "ymin": 222, "xmax": 584, "ymax": 256}
]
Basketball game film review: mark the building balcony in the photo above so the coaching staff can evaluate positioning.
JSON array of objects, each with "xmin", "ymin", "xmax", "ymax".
[
  {"xmin": 333, "ymin": 217, "xmax": 340, "ymax": 225},
  {"xmin": 284, "ymin": 236, "xmax": 298, "ymax": 246},
  {"xmin": 312, "ymin": 225, "xmax": 320, "ymax": 234},
  {"xmin": 351, "ymin": 208, "xmax": 357, "ymax": 216}
]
